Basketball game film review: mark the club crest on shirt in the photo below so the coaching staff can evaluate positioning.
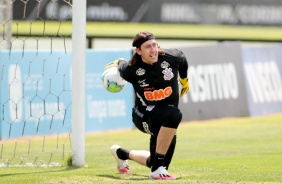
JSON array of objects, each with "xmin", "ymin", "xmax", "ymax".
[
  {"xmin": 162, "ymin": 68, "xmax": 174, "ymax": 80},
  {"xmin": 161, "ymin": 61, "xmax": 170, "ymax": 68},
  {"xmin": 136, "ymin": 68, "xmax": 146, "ymax": 76}
]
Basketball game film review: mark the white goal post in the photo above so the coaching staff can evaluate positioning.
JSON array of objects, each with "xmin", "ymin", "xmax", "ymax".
[{"xmin": 71, "ymin": 0, "xmax": 86, "ymax": 167}]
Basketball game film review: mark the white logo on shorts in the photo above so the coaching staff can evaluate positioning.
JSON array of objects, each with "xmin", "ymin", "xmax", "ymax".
[{"xmin": 142, "ymin": 122, "xmax": 153, "ymax": 135}]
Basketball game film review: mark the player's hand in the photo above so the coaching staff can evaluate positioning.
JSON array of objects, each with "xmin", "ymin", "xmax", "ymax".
[
  {"xmin": 179, "ymin": 77, "xmax": 189, "ymax": 98},
  {"xmin": 104, "ymin": 59, "xmax": 119, "ymax": 70}
]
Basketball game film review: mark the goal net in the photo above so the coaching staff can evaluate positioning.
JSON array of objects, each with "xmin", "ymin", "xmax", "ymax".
[{"xmin": 0, "ymin": 0, "xmax": 73, "ymax": 167}]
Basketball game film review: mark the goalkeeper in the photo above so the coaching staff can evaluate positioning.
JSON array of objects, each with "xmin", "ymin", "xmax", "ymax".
[{"xmin": 106, "ymin": 31, "xmax": 189, "ymax": 180}]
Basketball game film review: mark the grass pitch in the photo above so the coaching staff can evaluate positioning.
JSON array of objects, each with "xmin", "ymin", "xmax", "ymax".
[{"xmin": 0, "ymin": 113, "xmax": 282, "ymax": 184}]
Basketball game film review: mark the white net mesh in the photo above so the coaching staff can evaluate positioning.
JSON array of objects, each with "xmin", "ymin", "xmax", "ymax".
[{"xmin": 0, "ymin": 0, "xmax": 72, "ymax": 167}]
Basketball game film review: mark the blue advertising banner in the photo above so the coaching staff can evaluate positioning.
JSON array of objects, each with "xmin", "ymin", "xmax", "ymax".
[
  {"xmin": 242, "ymin": 44, "xmax": 282, "ymax": 116},
  {"xmin": 85, "ymin": 49, "xmax": 134, "ymax": 132},
  {"xmin": 0, "ymin": 49, "xmax": 134, "ymax": 140},
  {"xmin": 0, "ymin": 50, "xmax": 72, "ymax": 139}
]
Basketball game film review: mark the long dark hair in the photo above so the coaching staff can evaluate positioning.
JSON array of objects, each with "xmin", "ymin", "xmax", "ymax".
[{"xmin": 129, "ymin": 31, "xmax": 164, "ymax": 66}]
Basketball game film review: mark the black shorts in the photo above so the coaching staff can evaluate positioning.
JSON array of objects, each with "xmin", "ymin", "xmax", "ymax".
[{"xmin": 132, "ymin": 105, "xmax": 182, "ymax": 136}]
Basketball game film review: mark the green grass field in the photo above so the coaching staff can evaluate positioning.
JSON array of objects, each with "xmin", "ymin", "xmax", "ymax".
[{"xmin": 0, "ymin": 113, "xmax": 281, "ymax": 184}]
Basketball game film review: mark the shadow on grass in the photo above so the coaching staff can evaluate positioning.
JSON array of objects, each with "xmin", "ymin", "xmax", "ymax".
[
  {"xmin": 0, "ymin": 166, "xmax": 79, "ymax": 178},
  {"xmin": 97, "ymin": 173, "xmax": 183, "ymax": 181},
  {"xmin": 97, "ymin": 173, "xmax": 149, "ymax": 181}
]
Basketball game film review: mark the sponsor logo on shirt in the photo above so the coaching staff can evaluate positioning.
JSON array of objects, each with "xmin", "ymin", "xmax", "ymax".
[
  {"xmin": 144, "ymin": 86, "xmax": 172, "ymax": 101},
  {"xmin": 138, "ymin": 79, "xmax": 149, "ymax": 87}
]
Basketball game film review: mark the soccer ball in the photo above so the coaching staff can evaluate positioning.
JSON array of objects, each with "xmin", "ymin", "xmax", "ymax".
[{"xmin": 101, "ymin": 66, "xmax": 127, "ymax": 93}]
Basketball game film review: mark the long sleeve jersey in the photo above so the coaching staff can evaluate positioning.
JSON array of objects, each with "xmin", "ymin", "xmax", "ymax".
[{"xmin": 118, "ymin": 48, "xmax": 188, "ymax": 108}]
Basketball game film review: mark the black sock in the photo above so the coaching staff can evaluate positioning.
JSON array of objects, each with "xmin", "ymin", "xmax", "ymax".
[
  {"xmin": 151, "ymin": 152, "xmax": 165, "ymax": 172},
  {"xmin": 116, "ymin": 148, "xmax": 130, "ymax": 160}
]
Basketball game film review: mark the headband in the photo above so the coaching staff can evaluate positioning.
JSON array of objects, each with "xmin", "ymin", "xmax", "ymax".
[{"xmin": 133, "ymin": 35, "xmax": 156, "ymax": 48}]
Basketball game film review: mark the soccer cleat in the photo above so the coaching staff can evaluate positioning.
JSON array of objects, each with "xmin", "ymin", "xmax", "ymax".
[
  {"xmin": 110, "ymin": 144, "xmax": 130, "ymax": 174},
  {"xmin": 149, "ymin": 166, "xmax": 176, "ymax": 180}
]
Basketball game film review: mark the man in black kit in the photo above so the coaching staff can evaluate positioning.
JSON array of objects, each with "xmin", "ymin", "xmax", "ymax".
[{"xmin": 106, "ymin": 31, "xmax": 189, "ymax": 180}]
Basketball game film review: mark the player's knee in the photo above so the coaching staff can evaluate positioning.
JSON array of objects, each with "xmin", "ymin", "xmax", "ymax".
[{"xmin": 164, "ymin": 108, "xmax": 182, "ymax": 129}]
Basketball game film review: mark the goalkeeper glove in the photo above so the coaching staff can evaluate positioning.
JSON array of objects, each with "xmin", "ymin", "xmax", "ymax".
[
  {"xmin": 104, "ymin": 59, "xmax": 119, "ymax": 70},
  {"xmin": 179, "ymin": 77, "xmax": 189, "ymax": 98}
]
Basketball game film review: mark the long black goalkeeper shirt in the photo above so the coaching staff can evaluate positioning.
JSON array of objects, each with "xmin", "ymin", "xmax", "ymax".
[{"xmin": 118, "ymin": 48, "xmax": 188, "ymax": 108}]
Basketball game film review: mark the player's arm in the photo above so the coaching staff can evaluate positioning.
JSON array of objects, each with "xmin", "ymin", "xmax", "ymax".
[
  {"xmin": 178, "ymin": 51, "xmax": 188, "ymax": 79},
  {"xmin": 178, "ymin": 51, "xmax": 189, "ymax": 98}
]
